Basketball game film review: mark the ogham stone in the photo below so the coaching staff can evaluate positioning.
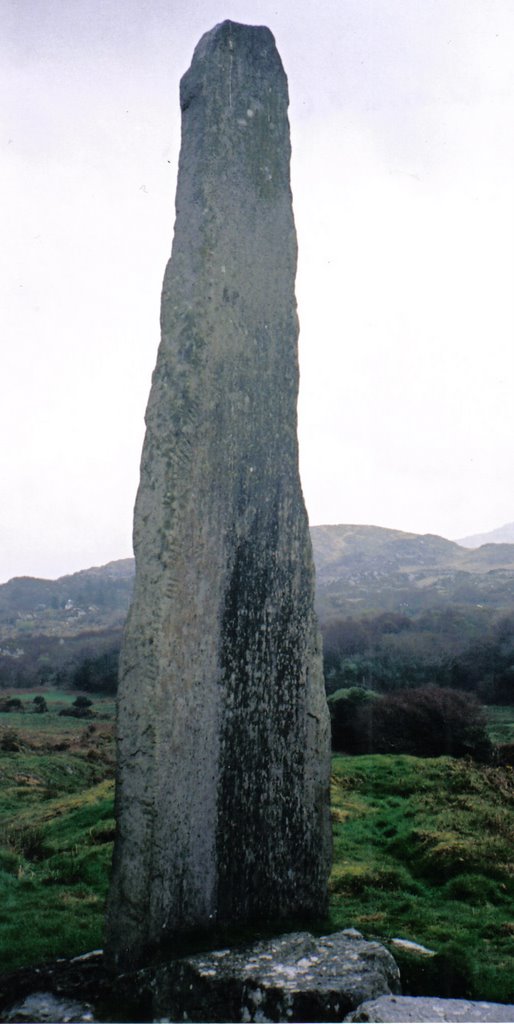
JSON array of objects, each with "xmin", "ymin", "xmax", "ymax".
[{"xmin": 105, "ymin": 20, "xmax": 332, "ymax": 968}]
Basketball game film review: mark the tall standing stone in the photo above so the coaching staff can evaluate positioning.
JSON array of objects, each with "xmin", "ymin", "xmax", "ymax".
[{"xmin": 105, "ymin": 20, "xmax": 331, "ymax": 968}]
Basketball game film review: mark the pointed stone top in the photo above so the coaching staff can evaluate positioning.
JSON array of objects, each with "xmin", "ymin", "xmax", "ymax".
[
  {"xmin": 194, "ymin": 19, "xmax": 277, "ymax": 55},
  {"xmin": 180, "ymin": 20, "xmax": 285, "ymax": 112}
]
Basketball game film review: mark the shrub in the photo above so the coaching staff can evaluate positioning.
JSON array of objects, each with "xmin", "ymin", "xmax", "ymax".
[
  {"xmin": 58, "ymin": 695, "xmax": 95, "ymax": 719},
  {"xmin": 33, "ymin": 695, "xmax": 48, "ymax": 713},
  {"xmin": 0, "ymin": 727, "xmax": 21, "ymax": 751},
  {"xmin": 330, "ymin": 686, "xmax": 493, "ymax": 761},
  {"xmin": 328, "ymin": 687, "xmax": 379, "ymax": 753},
  {"xmin": 1, "ymin": 697, "xmax": 24, "ymax": 713},
  {"xmin": 358, "ymin": 687, "xmax": 493, "ymax": 761},
  {"xmin": 496, "ymin": 743, "xmax": 514, "ymax": 766},
  {"xmin": 73, "ymin": 696, "xmax": 93, "ymax": 709},
  {"xmin": 59, "ymin": 707, "xmax": 94, "ymax": 719}
]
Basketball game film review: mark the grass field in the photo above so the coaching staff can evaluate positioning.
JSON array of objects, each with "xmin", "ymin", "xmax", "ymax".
[
  {"xmin": 0, "ymin": 690, "xmax": 115, "ymax": 969},
  {"xmin": 329, "ymin": 754, "xmax": 514, "ymax": 1001},
  {"xmin": 1, "ymin": 692, "xmax": 514, "ymax": 1002}
]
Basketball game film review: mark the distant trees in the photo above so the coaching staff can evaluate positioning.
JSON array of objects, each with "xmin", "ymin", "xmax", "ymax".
[
  {"xmin": 0, "ymin": 633, "xmax": 121, "ymax": 694},
  {"xmin": 321, "ymin": 611, "xmax": 514, "ymax": 704},
  {"xmin": 71, "ymin": 649, "xmax": 119, "ymax": 695},
  {"xmin": 329, "ymin": 685, "xmax": 493, "ymax": 762}
]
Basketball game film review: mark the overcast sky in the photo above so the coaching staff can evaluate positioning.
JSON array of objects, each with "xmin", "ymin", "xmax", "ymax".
[{"xmin": 2, "ymin": 0, "xmax": 514, "ymax": 582}]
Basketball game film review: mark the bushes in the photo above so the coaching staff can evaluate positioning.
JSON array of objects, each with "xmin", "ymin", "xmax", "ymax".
[
  {"xmin": 329, "ymin": 685, "xmax": 493, "ymax": 761},
  {"xmin": 59, "ymin": 696, "xmax": 95, "ymax": 720},
  {"xmin": 328, "ymin": 687, "xmax": 379, "ymax": 753},
  {"xmin": 0, "ymin": 697, "xmax": 24, "ymax": 713}
]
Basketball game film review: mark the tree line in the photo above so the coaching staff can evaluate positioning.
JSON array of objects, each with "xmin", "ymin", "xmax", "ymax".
[{"xmin": 322, "ymin": 609, "xmax": 514, "ymax": 705}]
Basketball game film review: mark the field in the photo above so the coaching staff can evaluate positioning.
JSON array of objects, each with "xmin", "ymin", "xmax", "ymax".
[
  {"xmin": 1, "ymin": 692, "xmax": 514, "ymax": 1002},
  {"xmin": 0, "ymin": 691, "xmax": 115, "ymax": 970},
  {"xmin": 330, "ymin": 754, "xmax": 514, "ymax": 1001}
]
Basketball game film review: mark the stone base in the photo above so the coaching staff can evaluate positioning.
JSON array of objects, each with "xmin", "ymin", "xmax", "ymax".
[
  {"xmin": 344, "ymin": 994, "xmax": 514, "ymax": 1022},
  {"xmin": 149, "ymin": 930, "xmax": 400, "ymax": 1022},
  {"xmin": 0, "ymin": 931, "xmax": 399, "ymax": 1023}
]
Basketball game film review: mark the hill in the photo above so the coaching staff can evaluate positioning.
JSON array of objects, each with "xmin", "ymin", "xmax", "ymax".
[
  {"xmin": 0, "ymin": 561, "xmax": 134, "ymax": 692},
  {"xmin": 4, "ymin": 525, "xmax": 514, "ymax": 637},
  {"xmin": 311, "ymin": 524, "xmax": 514, "ymax": 619},
  {"xmin": 0, "ymin": 559, "xmax": 134, "ymax": 639},
  {"xmin": 2, "ymin": 525, "xmax": 514, "ymax": 698}
]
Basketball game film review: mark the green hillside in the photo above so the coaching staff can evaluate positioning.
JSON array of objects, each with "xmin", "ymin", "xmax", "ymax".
[{"xmin": 1, "ymin": 702, "xmax": 513, "ymax": 1003}]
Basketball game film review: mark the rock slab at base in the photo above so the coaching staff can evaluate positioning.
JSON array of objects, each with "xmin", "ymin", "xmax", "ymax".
[
  {"xmin": 150, "ymin": 930, "xmax": 400, "ymax": 1022},
  {"xmin": 344, "ymin": 994, "xmax": 514, "ymax": 1022}
]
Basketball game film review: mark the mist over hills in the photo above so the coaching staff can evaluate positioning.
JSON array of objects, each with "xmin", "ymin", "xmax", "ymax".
[{"xmin": 457, "ymin": 521, "xmax": 514, "ymax": 548}]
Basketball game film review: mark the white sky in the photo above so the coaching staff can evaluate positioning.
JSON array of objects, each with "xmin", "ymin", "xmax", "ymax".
[{"xmin": 2, "ymin": 0, "xmax": 514, "ymax": 582}]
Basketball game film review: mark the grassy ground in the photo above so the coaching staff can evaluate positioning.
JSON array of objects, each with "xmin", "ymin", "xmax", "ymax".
[
  {"xmin": 1, "ymin": 693, "xmax": 514, "ymax": 1003},
  {"xmin": 329, "ymin": 754, "xmax": 514, "ymax": 1001},
  {"xmin": 0, "ymin": 691, "xmax": 115, "ymax": 970}
]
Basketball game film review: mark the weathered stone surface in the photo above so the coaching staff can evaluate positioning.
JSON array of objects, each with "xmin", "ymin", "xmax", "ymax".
[
  {"xmin": 1, "ymin": 992, "xmax": 94, "ymax": 1023},
  {"xmin": 0, "ymin": 934, "xmax": 398, "ymax": 1023},
  {"xmin": 150, "ymin": 930, "xmax": 400, "ymax": 1022},
  {"xmin": 344, "ymin": 995, "xmax": 514, "ymax": 1022},
  {"xmin": 0, "ymin": 952, "xmax": 110, "ymax": 1024},
  {"xmin": 105, "ymin": 20, "xmax": 331, "ymax": 968}
]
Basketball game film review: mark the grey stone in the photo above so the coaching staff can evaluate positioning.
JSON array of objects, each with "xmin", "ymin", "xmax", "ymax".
[
  {"xmin": 1, "ymin": 991, "xmax": 94, "ymax": 1023},
  {"xmin": 389, "ymin": 938, "xmax": 436, "ymax": 957},
  {"xmin": 149, "ymin": 930, "xmax": 400, "ymax": 1022},
  {"xmin": 105, "ymin": 20, "xmax": 331, "ymax": 969},
  {"xmin": 344, "ymin": 994, "xmax": 514, "ymax": 1022}
]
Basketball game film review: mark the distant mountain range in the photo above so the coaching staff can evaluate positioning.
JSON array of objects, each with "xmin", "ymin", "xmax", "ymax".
[
  {"xmin": 457, "ymin": 521, "xmax": 514, "ymax": 548},
  {"xmin": 2, "ymin": 524, "xmax": 514, "ymax": 639}
]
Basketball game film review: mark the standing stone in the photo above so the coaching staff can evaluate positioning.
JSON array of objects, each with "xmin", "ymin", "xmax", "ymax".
[{"xmin": 105, "ymin": 20, "xmax": 331, "ymax": 968}]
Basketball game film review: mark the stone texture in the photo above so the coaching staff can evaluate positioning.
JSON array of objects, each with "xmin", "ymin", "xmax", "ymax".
[
  {"xmin": 1, "ymin": 992, "xmax": 94, "ymax": 1023},
  {"xmin": 0, "ymin": 935, "xmax": 398, "ymax": 1023},
  {"xmin": 344, "ymin": 994, "xmax": 514, "ymax": 1022},
  {"xmin": 105, "ymin": 20, "xmax": 331, "ymax": 968},
  {"xmin": 150, "ymin": 930, "xmax": 400, "ymax": 1022}
]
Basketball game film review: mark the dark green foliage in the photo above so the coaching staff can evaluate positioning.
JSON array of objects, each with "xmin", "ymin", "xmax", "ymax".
[
  {"xmin": 1, "ymin": 698, "xmax": 24, "ymax": 712},
  {"xmin": 366, "ymin": 687, "xmax": 493, "ymax": 761},
  {"xmin": 328, "ymin": 687, "xmax": 379, "ymax": 753},
  {"xmin": 73, "ymin": 696, "xmax": 93, "ymax": 709},
  {"xmin": 33, "ymin": 695, "xmax": 48, "ymax": 713},
  {"xmin": 0, "ymin": 727, "xmax": 21, "ymax": 751},
  {"xmin": 322, "ymin": 610, "xmax": 514, "ymax": 705},
  {"xmin": 0, "ymin": 631, "xmax": 122, "ymax": 693},
  {"xmin": 71, "ymin": 649, "xmax": 119, "ymax": 695},
  {"xmin": 58, "ymin": 695, "xmax": 95, "ymax": 719},
  {"xmin": 329, "ymin": 686, "xmax": 492, "ymax": 761}
]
